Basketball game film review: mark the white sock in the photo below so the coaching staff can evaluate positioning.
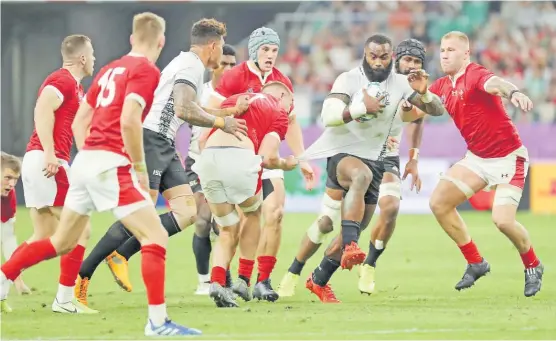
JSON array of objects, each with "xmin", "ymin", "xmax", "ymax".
[
  {"xmin": 148, "ymin": 303, "xmax": 167, "ymax": 326},
  {"xmin": 198, "ymin": 274, "xmax": 210, "ymax": 284},
  {"xmin": 375, "ymin": 240, "xmax": 385, "ymax": 250},
  {"xmin": 0, "ymin": 272, "xmax": 12, "ymax": 300},
  {"xmin": 55, "ymin": 284, "xmax": 74, "ymax": 303}
]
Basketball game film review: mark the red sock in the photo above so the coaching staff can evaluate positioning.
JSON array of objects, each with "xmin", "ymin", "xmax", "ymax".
[
  {"xmin": 59, "ymin": 245, "xmax": 86, "ymax": 287},
  {"xmin": 238, "ymin": 258, "xmax": 255, "ymax": 286},
  {"xmin": 211, "ymin": 266, "xmax": 227, "ymax": 286},
  {"xmin": 10, "ymin": 241, "xmax": 28, "ymax": 260},
  {"xmin": 257, "ymin": 256, "xmax": 277, "ymax": 282},
  {"xmin": 459, "ymin": 241, "xmax": 482, "ymax": 264},
  {"xmin": 520, "ymin": 247, "xmax": 540, "ymax": 268},
  {"xmin": 1, "ymin": 239, "xmax": 57, "ymax": 281},
  {"xmin": 141, "ymin": 244, "xmax": 166, "ymax": 305}
]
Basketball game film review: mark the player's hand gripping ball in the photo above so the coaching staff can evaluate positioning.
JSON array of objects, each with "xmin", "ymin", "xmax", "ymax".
[{"xmin": 352, "ymin": 82, "xmax": 386, "ymax": 122}]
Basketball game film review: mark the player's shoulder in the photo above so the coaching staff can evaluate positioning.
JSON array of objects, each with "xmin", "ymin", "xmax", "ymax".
[
  {"xmin": 270, "ymin": 67, "xmax": 293, "ymax": 90},
  {"xmin": 120, "ymin": 55, "xmax": 159, "ymax": 74},
  {"xmin": 44, "ymin": 68, "xmax": 75, "ymax": 87},
  {"xmin": 468, "ymin": 62, "xmax": 489, "ymax": 72}
]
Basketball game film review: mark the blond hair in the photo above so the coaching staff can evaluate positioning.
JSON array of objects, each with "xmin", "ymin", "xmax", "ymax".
[
  {"xmin": 132, "ymin": 12, "xmax": 166, "ymax": 46},
  {"xmin": 442, "ymin": 31, "xmax": 470, "ymax": 47},
  {"xmin": 1, "ymin": 152, "xmax": 21, "ymax": 174},
  {"xmin": 61, "ymin": 35, "xmax": 91, "ymax": 59}
]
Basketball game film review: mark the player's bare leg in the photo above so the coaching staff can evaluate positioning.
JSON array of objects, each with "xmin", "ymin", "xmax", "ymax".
[
  {"xmin": 306, "ymin": 205, "xmax": 375, "ymax": 303},
  {"xmin": 253, "ymin": 178, "xmax": 285, "ymax": 301},
  {"xmin": 335, "ymin": 157, "xmax": 372, "ymax": 269},
  {"xmin": 209, "ymin": 202, "xmax": 242, "ymax": 308},
  {"xmin": 491, "ymin": 184, "xmax": 543, "ymax": 297},
  {"xmin": 192, "ymin": 191, "xmax": 214, "ymax": 294},
  {"xmin": 277, "ymin": 188, "xmax": 342, "ymax": 297},
  {"xmin": 359, "ymin": 172, "xmax": 401, "ymax": 294},
  {"xmin": 27, "ymin": 208, "xmax": 59, "ymax": 242},
  {"xmin": 429, "ymin": 164, "xmax": 491, "ymax": 290}
]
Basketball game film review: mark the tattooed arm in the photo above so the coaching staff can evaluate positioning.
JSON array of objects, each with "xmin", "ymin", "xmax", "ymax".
[
  {"xmin": 482, "ymin": 76, "xmax": 518, "ymax": 98},
  {"xmin": 407, "ymin": 91, "xmax": 448, "ymax": 117},
  {"xmin": 173, "ymin": 82, "xmax": 221, "ymax": 128}
]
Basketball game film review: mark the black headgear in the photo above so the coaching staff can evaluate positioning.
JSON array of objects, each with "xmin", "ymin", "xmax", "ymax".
[{"xmin": 395, "ymin": 39, "xmax": 426, "ymax": 68}]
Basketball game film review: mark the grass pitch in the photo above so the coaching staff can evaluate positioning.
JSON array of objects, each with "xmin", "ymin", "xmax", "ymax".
[{"xmin": 1, "ymin": 209, "xmax": 555, "ymax": 339}]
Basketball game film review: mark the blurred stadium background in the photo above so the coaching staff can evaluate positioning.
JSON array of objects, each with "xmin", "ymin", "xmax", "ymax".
[{"xmin": 2, "ymin": 0, "xmax": 555, "ymax": 216}]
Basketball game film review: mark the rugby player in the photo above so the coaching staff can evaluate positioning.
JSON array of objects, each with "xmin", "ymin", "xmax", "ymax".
[
  {"xmin": 196, "ymin": 82, "xmax": 295, "ymax": 307},
  {"xmin": 302, "ymin": 34, "xmax": 446, "ymax": 302},
  {"xmin": 17, "ymin": 35, "xmax": 96, "ymax": 313},
  {"xmin": 75, "ymin": 20, "xmax": 247, "ymax": 299},
  {"xmin": 277, "ymin": 38, "xmax": 427, "ymax": 296},
  {"xmin": 1, "ymin": 152, "xmax": 30, "ymax": 313},
  {"xmin": 427, "ymin": 31, "xmax": 543, "ymax": 297},
  {"xmin": 207, "ymin": 27, "xmax": 314, "ymax": 302}
]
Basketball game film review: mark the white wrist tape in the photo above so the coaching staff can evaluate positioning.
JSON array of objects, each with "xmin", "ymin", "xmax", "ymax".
[
  {"xmin": 349, "ymin": 101, "xmax": 367, "ymax": 119},
  {"xmin": 421, "ymin": 90, "xmax": 433, "ymax": 103}
]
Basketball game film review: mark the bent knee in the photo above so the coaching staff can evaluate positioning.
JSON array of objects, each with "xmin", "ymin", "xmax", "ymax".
[
  {"xmin": 172, "ymin": 198, "xmax": 197, "ymax": 229},
  {"xmin": 351, "ymin": 170, "xmax": 373, "ymax": 189},
  {"xmin": 194, "ymin": 217, "xmax": 212, "ymax": 238},
  {"xmin": 492, "ymin": 214, "xmax": 515, "ymax": 233},
  {"xmin": 429, "ymin": 193, "xmax": 453, "ymax": 216},
  {"xmin": 379, "ymin": 197, "xmax": 400, "ymax": 218},
  {"xmin": 263, "ymin": 204, "xmax": 284, "ymax": 227},
  {"xmin": 317, "ymin": 215, "xmax": 334, "ymax": 234}
]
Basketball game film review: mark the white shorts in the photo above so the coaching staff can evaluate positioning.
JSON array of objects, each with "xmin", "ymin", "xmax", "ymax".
[
  {"xmin": 22, "ymin": 150, "xmax": 70, "ymax": 209},
  {"xmin": 262, "ymin": 168, "xmax": 284, "ymax": 180},
  {"xmin": 64, "ymin": 150, "xmax": 151, "ymax": 220},
  {"xmin": 457, "ymin": 145, "xmax": 529, "ymax": 190},
  {"xmin": 193, "ymin": 147, "xmax": 262, "ymax": 205}
]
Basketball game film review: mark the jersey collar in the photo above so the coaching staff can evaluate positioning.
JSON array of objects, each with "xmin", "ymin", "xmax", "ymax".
[
  {"xmin": 247, "ymin": 61, "xmax": 273, "ymax": 85},
  {"xmin": 449, "ymin": 62, "xmax": 471, "ymax": 87}
]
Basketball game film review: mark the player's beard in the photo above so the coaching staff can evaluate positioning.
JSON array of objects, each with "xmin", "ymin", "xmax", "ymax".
[{"xmin": 362, "ymin": 58, "xmax": 393, "ymax": 83}]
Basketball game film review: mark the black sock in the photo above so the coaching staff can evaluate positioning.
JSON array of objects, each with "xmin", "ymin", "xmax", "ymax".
[
  {"xmin": 117, "ymin": 212, "xmax": 182, "ymax": 260},
  {"xmin": 226, "ymin": 269, "xmax": 232, "ymax": 288},
  {"xmin": 341, "ymin": 220, "xmax": 360, "ymax": 247},
  {"xmin": 312, "ymin": 256, "xmax": 340, "ymax": 287},
  {"xmin": 288, "ymin": 258, "xmax": 305, "ymax": 275},
  {"xmin": 238, "ymin": 275, "xmax": 250, "ymax": 286},
  {"xmin": 364, "ymin": 241, "xmax": 385, "ymax": 267},
  {"xmin": 79, "ymin": 221, "xmax": 132, "ymax": 279},
  {"xmin": 192, "ymin": 234, "xmax": 211, "ymax": 276}
]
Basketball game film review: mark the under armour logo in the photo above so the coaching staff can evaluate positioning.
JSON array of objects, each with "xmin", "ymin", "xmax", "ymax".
[{"xmin": 501, "ymin": 174, "xmax": 509, "ymax": 178}]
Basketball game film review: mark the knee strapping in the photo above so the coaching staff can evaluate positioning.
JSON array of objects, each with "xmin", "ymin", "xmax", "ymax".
[
  {"xmin": 213, "ymin": 210, "xmax": 240, "ymax": 227},
  {"xmin": 307, "ymin": 193, "xmax": 341, "ymax": 244},
  {"xmin": 378, "ymin": 182, "xmax": 401, "ymax": 200},
  {"xmin": 493, "ymin": 186, "xmax": 522, "ymax": 206},
  {"xmin": 440, "ymin": 174, "xmax": 475, "ymax": 198}
]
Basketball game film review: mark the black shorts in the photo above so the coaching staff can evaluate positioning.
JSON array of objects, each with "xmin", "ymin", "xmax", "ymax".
[
  {"xmin": 144, "ymin": 128, "xmax": 188, "ymax": 193},
  {"xmin": 262, "ymin": 179, "xmax": 274, "ymax": 201},
  {"xmin": 325, "ymin": 154, "xmax": 400, "ymax": 205},
  {"xmin": 184, "ymin": 155, "xmax": 202, "ymax": 194}
]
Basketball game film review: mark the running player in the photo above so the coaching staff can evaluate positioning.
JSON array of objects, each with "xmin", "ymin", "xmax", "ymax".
[
  {"xmin": 1, "ymin": 152, "xmax": 30, "ymax": 313},
  {"xmin": 277, "ymin": 38, "xmax": 427, "ymax": 297},
  {"xmin": 197, "ymin": 82, "xmax": 295, "ymax": 307},
  {"xmin": 1, "ymin": 12, "xmax": 203, "ymax": 335},
  {"xmin": 302, "ymin": 34, "xmax": 446, "ymax": 303},
  {"xmin": 427, "ymin": 31, "xmax": 542, "ymax": 297},
  {"xmin": 190, "ymin": 44, "xmax": 237, "ymax": 295},
  {"xmin": 75, "ymin": 20, "xmax": 247, "ymax": 299},
  {"xmin": 18, "ymin": 34, "xmax": 96, "ymax": 313},
  {"xmin": 207, "ymin": 27, "xmax": 314, "ymax": 302}
]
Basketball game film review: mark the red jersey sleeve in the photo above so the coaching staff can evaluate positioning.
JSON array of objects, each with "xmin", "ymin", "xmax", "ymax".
[
  {"xmin": 428, "ymin": 78, "xmax": 443, "ymax": 97},
  {"xmin": 467, "ymin": 63, "xmax": 495, "ymax": 93},
  {"xmin": 125, "ymin": 63, "xmax": 161, "ymax": 109},
  {"xmin": 43, "ymin": 74, "xmax": 74, "ymax": 103},
  {"xmin": 220, "ymin": 94, "xmax": 243, "ymax": 109},
  {"xmin": 269, "ymin": 108, "xmax": 289, "ymax": 141},
  {"xmin": 215, "ymin": 66, "xmax": 243, "ymax": 99}
]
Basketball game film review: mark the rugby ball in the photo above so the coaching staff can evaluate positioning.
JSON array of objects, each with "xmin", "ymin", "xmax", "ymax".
[{"xmin": 352, "ymin": 82, "xmax": 382, "ymax": 122}]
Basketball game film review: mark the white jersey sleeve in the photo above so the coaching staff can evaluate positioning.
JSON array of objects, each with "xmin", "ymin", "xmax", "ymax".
[
  {"xmin": 188, "ymin": 82, "xmax": 214, "ymax": 160},
  {"xmin": 143, "ymin": 51, "xmax": 206, "ymax": 141}
]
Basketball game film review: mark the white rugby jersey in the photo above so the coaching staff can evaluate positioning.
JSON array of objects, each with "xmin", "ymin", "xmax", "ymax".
[
  {"xmin": 143, "ymin": 51, "xmax": 206, "ymax": 141},
  {"xmin": 188, "ymin": 81, "xmax": 215, "ymax": 160},
  {"xmin": 306, "ymin": 66, "xmax": 414, "ymax": 161}
]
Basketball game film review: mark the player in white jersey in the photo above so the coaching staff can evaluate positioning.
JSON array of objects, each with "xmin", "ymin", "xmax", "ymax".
[
  {"xmin": 186, "ymin": 44, "xmax": 237, "ymax": 295},
  {"xmin": 299, "ymin": 35, "xmax": 446, "ymax": 302},
  {"xmin": 75, "ymin": 19, "xmax": 248, "ymax": 300},
  {"xmin": 277, "ymin": 38, "xmax": 427, "ymax": 297}
]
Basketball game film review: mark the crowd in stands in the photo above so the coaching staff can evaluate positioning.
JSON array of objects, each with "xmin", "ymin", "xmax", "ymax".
[{"xmin": 234, "ymin": 1, "xmax": 556, "ymax": 125}]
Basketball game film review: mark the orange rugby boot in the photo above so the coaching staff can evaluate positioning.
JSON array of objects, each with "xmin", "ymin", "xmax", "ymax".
[
  {"xmin": 105, "ymin": 251, "xmax": 133, "ymax": 292},
  {"xmin": 74, "ymin": 275, "xmax": 90, "ymax": 306},
  {"xmin": 341, "ymin": 241, "xmax": 366, "ymax": 270},
  {"xmin": 305, "ymin": 275, "xmax": 340, "ymax": 303}
]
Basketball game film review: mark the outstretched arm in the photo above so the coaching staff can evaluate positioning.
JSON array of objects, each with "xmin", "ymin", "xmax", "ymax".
[{"xmin": 483, "ymin": 76, "xmax": 534, "ymax": 111}]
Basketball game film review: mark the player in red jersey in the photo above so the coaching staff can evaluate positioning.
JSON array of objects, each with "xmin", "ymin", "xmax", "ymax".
[
  {"xmin": 17, "ymin": 34, "xmax": 96, "ymax": 313},
  {"xmin": 0, "ymin": 13, "xmax": 201, "ymax": 335},
  {"xmin": 196, "ymin": 82, "xmax": 296, "ymax": 307},
  {"xmin": 424, "ymin": 31, "xmax": 542, "ymax": 297},
  {"xmin": 207, "ymin": 27, "xmax": 315, "ymax": 301},
  {"xmin": 0, "ymin": 152, "xmax": 31, "ymax": 313}
]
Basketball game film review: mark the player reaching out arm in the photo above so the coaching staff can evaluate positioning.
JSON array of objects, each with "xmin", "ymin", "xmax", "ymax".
[{"xmin": 427, "ymin": 31, "xmax": 541, "ymax": 297}]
